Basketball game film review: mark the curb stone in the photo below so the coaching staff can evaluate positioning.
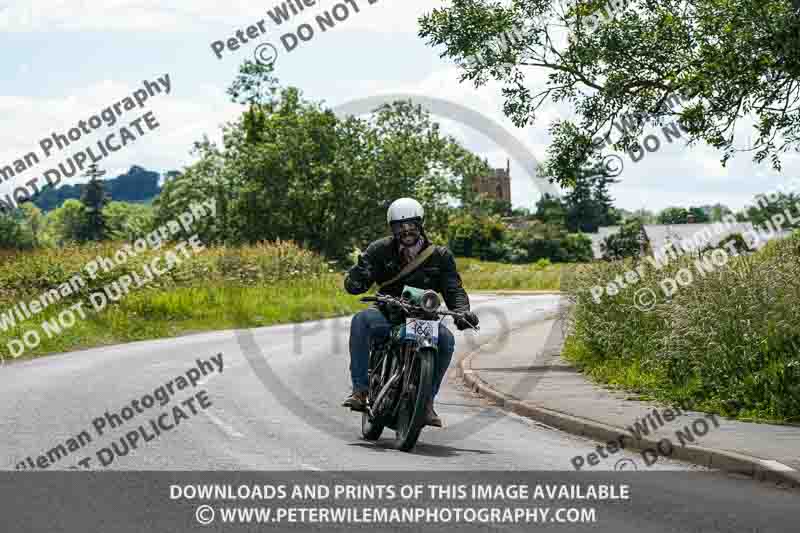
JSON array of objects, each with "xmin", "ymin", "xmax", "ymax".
[{"xmin": 459, "ymin": 333, "xmax": 800, "ymax": 489}]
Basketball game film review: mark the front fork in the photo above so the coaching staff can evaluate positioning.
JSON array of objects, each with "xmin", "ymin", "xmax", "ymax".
[
  {"xmin": 370, "ymin": 327, "xmax": 438, "ymax": 419},
  {"xmin": 401, "ymin": 337, "xmax": 437, "ymax": 406}
]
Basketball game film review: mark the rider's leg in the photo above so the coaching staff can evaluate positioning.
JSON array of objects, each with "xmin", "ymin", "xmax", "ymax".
[
  {"xmin": 348, "ymin": 307, "xmax": 391, "ymax": 393},
  {"xmin": 423, "ymin": 323, "xmax": 454, "ymax": 427},
  {"xmin": 432, "ymin": 323, "xmax": 455, "ymax": 398}
]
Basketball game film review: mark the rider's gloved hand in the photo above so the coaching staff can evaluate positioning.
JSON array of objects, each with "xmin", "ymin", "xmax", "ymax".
[
  {"xmin": 454, "ymin": 311, "xmax": 479, "ymax": 331},
  {"xmin": 345, "ymin": 264, "xmax": 373, "ymax": 294}
]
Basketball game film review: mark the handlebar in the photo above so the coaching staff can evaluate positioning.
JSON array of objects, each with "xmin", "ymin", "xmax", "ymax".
[{"xmin": 359, "ymin": 294, "xmax": 479, "ymax": 331}]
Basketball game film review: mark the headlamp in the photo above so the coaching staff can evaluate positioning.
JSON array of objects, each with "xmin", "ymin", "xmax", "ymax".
[{"xmin": 420, "ymin": 290, "xmax": 441, "ymax": 312}]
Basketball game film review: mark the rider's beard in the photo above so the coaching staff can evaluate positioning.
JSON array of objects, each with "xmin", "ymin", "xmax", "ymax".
[
  {"xmin": 399, "ymin": 232, "xmax": 422, "ymax": 264},
  {"xmin": 399, "ymin": 230, "xmax": 419, "ymax": 247}
]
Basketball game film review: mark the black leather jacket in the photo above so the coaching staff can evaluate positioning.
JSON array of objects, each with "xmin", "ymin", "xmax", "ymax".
[{"xmin": 344, "ymin": 236, "xmax": 471, "ymax": 313}]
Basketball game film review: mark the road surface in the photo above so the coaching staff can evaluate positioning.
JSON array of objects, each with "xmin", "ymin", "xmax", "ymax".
[{"xmin": 2, "ymin": 294, "xmax": 798, "ymax": 532}]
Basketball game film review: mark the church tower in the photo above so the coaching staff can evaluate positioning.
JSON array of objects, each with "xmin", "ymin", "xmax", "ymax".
[{"xmin": 471, "ymin": 159, "xmax": 511, "ymax": 202}]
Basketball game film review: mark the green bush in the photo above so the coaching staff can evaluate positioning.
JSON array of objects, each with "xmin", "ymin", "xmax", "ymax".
[
  {"xmin": 0, "ymin": 214, "xmax": 35, "ymax": 250},
  {"xmin": 566, "ymin": 231, "xmax": 800, "ymax": 422},
  {"xmin": 601, "ymin": 219, "xmax": 644, "ymax": 260},
  {"xmin": 507, "ymin": 223, "xmax": 592, "ymax": 263},
  {"xmin": 104, "ymin": 202, "xmax": 156, "ymax": 241},
  {"xmin": 446, "ymin": 212, "xmax": 593, "ymax": 265},
  {"xmin": 446, "ymin": 212, "xmax": 507, "ymax": 260}
]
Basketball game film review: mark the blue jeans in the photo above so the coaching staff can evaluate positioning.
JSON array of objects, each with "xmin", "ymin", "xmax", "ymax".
[{"xmin": 349, "ymin": 308, "xmax": 455, "ymax": 398}]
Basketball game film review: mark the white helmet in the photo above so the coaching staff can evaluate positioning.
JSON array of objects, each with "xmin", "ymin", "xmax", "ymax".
[{"xmin": 387, "ymin": 198, "xmax": 424, "ymax": 225}]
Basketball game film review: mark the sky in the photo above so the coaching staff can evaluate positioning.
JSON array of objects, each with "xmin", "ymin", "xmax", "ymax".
[{"xmin": 0, "ymin": 0, "xmax": 797, "ymax": 213}]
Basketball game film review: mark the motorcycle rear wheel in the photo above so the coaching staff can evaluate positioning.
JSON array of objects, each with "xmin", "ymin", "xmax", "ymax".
[{"xmin": 394, "ymin": 348, "xmax": 434, "ymax": 452}]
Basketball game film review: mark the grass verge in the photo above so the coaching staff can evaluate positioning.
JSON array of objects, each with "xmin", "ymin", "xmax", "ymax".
[
  {"xmin": 0, "ymin": 242, "xmax": 566, "ymax": 364},
  {"xmin": 457, "ymin": 257, "xmax": 563, "ymax": 291},
  {"xmin": 1, "ymin": 276, "xmax": 365, "ymax": 362},
  {"xmin": 564, "ymin": 232, "xmax": 800, "ymax": 424}
]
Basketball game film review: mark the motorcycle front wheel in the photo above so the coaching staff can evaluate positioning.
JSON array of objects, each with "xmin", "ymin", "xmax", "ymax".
[
  {"xmin": 394, "ymin": 348, "xmax": 434, "ymax": 452},
  {"xmin": 362, "ymin": 345, "xmax": 391, "ymax": 441},
  {"xmin": 362, "ymin": 412, "xmax": 384, "ymax": 441}
]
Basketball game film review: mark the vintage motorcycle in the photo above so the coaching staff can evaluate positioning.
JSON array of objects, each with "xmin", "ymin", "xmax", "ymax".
[{"xmin": 358, "ymin": 286, "xmax": 479, "ymax": 451}]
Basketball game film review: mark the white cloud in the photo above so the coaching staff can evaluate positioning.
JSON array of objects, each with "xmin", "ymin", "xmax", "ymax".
[
  {"xmin": 0, "ymin": 0, "xmax": 444, "ymax": 33},
  {"xmin": 1, "ymin": 0, "xmax": 796, "ymax": 214},
  {"xmin": 0, "ymin": 0, "xmax": 249, "ymax": 32},
  {"xmin": 0, "ymin": 77, "xmax": 240, "ymax": 200}
]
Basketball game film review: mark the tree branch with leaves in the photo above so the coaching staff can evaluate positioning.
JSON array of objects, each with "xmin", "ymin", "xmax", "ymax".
[{"xmin": 419, "ymin": 0, "xmax": 800, "ymax": 180}]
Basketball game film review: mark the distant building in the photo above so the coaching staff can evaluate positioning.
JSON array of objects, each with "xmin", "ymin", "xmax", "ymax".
[{"xmin": 471, "ymin": 159, "xmax": 511, "ymax": 203}]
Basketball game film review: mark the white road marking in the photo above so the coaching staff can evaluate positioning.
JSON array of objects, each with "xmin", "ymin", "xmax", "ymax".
[
  {"xmin": 203, "ymin": 409, "xmax": 244, "ymax": 438},
  {"xmin": 197, "ymin": 372, "xmax": 218, "ymax": 387},
  {"xmin": 759, "ymin": 459, "xmax": 798, "ymax": 472},
  {"xmin": 196, "ymin": 368, "xmax": 245, "ymax": 438}
]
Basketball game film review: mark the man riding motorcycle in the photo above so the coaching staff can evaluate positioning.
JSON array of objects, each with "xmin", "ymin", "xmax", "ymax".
[{"xmin": 342, "ymin": 198, "xmax": 479, "ymax": 427}]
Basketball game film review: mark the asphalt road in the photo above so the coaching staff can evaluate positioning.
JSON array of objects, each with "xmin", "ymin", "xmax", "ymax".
[{"xmin": 2, "ymin": 294, "xmax": 798, "ymax": 532}]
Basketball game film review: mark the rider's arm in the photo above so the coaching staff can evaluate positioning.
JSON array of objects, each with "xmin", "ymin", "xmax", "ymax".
[
  {"xmin": 344, "ymin": 243, "xmax": 378, "ymax": 295},
  {"xmin": 439, "ymin": 248, "xmax": 470, "ymax": 312}
]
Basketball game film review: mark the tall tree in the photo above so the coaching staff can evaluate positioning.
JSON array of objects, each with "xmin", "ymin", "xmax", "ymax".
[
  {"xmin": 19, "ymin": 203, "xmax": 44, "ymax": 247},
  {"xmin": 602, "ymin": 218, "xmax": 645, "ymax": 260},
  {"xmin": 592, "ymin": 172, "xmax": 619, "ymax": 227},
  {"xmin": 709, "ymin": 203, "xmax": 733, "ymax": 222},
  {"xmin": 0, "ymin": 212, "xmax": 32, "ymax": 249},
  {"xmin": 746, "ymin": 191, "xmax": 800, "ymax": 229},
  {"xmin": 104, "ymin": 202, "xmax": 155, "ymax": 241},
  {"xmin": 559, "ymin": 161, "xmax": 620, "ymax": 233},
  {"xmin": 564, "ymin": 174, "xmax": 598, "ymax": 233},
  {"xmin": 468, "ymin": 194, "xmax": 513, "ymax": 217},
  {"xmin": 688, "ymin": 207, "xmax": 710, "ymax": 223},
  {"xmin": 154, "ymin": 64, "xmax": 490, "ymax": 259},
  {"xmin": 79, "ymin": 164, "xmax": 109, "ymax": 241},
  {"xmin": 535, "ymin": 193, "xmax": 566, "ymax": 226},
  {"xmin": 45, "ymin": 199, "xmax": 87, "ymax": 244},
  {"xmin": 419, "ymin": 0, "xmax": 800, "ymax": 179},
  {"xmin": 657, "ymin": 207, "xmax": 691, "ymax": 224},
  {"xmin": 153, "ymin": 138, "xmax": 232, "ymax": 245}
]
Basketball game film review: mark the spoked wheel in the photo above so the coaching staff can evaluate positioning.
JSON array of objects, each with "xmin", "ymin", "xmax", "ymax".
[
  {"xmin": 361, "ymin": 412, "xmax": 384, "ymax": 441},
  {"xmin": 394, "ymin": 348, "xmax": 434, "ymax": 452},
  {"xmin": 362, "ymin": 344, "xmax": 388, "ymax": 441}
]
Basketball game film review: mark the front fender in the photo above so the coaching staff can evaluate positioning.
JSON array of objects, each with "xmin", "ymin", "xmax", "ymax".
[{"xmin": 416, "ymin": 336, "xmax": 438, "ymax": 351}]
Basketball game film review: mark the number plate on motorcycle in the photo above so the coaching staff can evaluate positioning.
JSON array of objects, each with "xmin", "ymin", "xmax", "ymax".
[{"xmin": 405, "ymin": 319, "xmax": 438, "ymax": 342}]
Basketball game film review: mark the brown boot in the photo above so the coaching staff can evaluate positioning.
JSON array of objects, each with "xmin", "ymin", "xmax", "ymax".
[
  {"xmin": 342, "ymin": 390, "xmax": 368, "ymax": 412},
  {"xmin": 424, "ymin": 400, "xmax": 442, "ymax": 427}
]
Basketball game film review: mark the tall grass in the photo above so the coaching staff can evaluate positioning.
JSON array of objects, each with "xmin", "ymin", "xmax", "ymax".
[
  {"xmin": 0, "ymin": 241, "xmax": 364, "ymax": 360},
  {"xmin": 564, "ymin": 232, "xmax": 800, "ymax": 423},
  {"xmin": 0, "ymin": 240, "xmax": 334, "ymax": 303},
  {"xmin": 0, "ymin": 240, "xmax": 567, "ymax": 362}
]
